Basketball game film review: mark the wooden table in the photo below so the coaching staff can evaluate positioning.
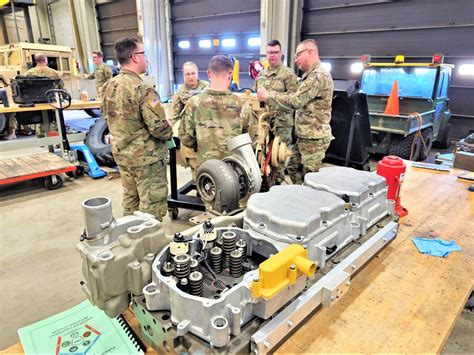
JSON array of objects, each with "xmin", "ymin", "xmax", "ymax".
[{"xmin": 2, "ymin": 164, "xmax": 473, "ymax": 353}]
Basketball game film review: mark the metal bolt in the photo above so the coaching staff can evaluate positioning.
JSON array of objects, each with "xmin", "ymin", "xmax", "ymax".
[
  {"xmin": 383, "ymin": 238, "xmax": 388, "ymax": 242},
  {"xmin": 351, "ymin": 264, "xmax": 357, "ymax": 270},
  {"xmin": 132, "ymin": 261, "xmax": 140, "ymax": 267},
  {"xmin": 253, "ymin": 277, "xmax": 259, "ymax": 283},
  {"xmin": 263, "ymin": 341, "xmax": 270, "ymax": 349},
  {"xmin": 331, "ymin": 295, "xmax": 336, "ymax": 302},
  {"xmin": 287, "ymin": 320, "xmax": 294, "ymax": 327},
  {"xmin": 289, "ymin": 264, "xmax": 296, "ymax": 270},
  {"xmin": 346, "ymin": 281, "xmax": 351, "ymax": 286}
]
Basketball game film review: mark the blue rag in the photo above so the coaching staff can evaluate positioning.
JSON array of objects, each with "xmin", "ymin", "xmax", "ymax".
[{"xmin": 411, "ymin": 238, "xmax": 461, "ymax": 257}]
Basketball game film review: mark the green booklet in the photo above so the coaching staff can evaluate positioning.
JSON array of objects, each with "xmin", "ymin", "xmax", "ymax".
[{"xmin": 18, "ymin": 300, "xmax": 143, "ymax": 354}]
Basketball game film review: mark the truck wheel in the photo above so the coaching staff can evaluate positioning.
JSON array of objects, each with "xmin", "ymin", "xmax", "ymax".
[
  {"xmin": 388, "ymin": 134, "xmax": 419, "ymax": 160},
  {"xmin": 434, "ymin": 123, "xmax": 452, "ymax": 149},
  {"xmin": 418, "ymin": 128, "xmax": 433, "ymax": 161}
]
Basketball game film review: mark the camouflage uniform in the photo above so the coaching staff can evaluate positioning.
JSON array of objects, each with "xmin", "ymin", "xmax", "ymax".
[
  {"xmin": 101, "ymin": 68, "xmax": 173, "ymax": 220},
  {"xmin": 179, "ymin": 89, "xmax": 253, "ymax": 168},
  {"xmin": 268, "ymin": 61, "xmax": 334, "ymax": 184},
  {"xmin": 171, "ymin": 79, "xmax": 209, "ymax": 123},
  {"xmin": 255, "ymin": 64, "xmax": 298, "ymax": 183},
  {"xmin": 25, "ymin": 64, "xmax": 64, "ymax": 137},
  {"xmin": 87, "ymin": 63, "xmax": 113, "ymax": 93}
]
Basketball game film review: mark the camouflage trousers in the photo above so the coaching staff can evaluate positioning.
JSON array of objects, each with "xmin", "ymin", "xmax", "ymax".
[
  {"xmin": 273, "ymin": 125, "xmax": 293, "ymax": 184},
  {"xmin": 288, "ymin": 136, "xmax": 333, "ymax": 185},
  {"xmin": 118, "ymin": 160, "xmax": 168, "ymax": 221}
]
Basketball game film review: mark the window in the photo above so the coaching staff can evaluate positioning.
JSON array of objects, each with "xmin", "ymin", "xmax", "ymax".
[
  {"xmin": 178, "ymin": 40, "xmax": 190, "ymax": 49},
  {"xmin": 248, "ymin": 37, "xmax": 261, "ymax": 47},
  {"xmin": 198, "ymin": 39, "xmax": 212, "ymax": 48},
  {"xmin": 222, "ymin": 38, "xmax": 236, "ymax": 48}
]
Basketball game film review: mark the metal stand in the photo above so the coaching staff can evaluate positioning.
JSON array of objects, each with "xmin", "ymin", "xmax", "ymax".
[{"xmin": 167, "ymin": 137, "xmax": 205, "ymax": 219}]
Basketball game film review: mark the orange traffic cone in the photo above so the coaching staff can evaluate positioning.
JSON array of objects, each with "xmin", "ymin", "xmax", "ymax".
[{"xmin": 384, "ymin": 80, "xmax": 399, "ymax": 115}]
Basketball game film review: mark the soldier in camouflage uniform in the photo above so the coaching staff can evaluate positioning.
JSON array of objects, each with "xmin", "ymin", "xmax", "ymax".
[
  {"xmin": 86, "ymin": 50, "xmax": 113, "ymax": 94},
  {"xmin": 24, "ymin": 53, "xmax": 64, "ymax": 137},
  {"xmin": 254, "ymin": 39, "xmax": 298, "ymax": 184},
  {"xmin": 179, "ymin": 55, "xmax": 253, "ymax": 169},
  {"xmin": 171, "ymin": 61, "xmax": 209, "ymax": 123},
  {"xmin": 101, "ymin": 37, "xmax": 173, "ymax": 221},
  {"xmin": 257, "ymin": 39, "xmax": 334, "ymax": 184}
]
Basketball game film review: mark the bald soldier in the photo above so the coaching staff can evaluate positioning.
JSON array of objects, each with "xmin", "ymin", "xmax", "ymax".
[
  {"xmin": 257, "ymin": 39, "xmax": 334, "ymax": 184},
  {"xmin": 179, "ymin": 55, "xmax": 253, "ymax": 168},
  {"xmin": 171, "ymin": 61, "xmax": 209, "ymax": 123},
  {"xmin": 86, "ymin": 50, "xmax": 113, "ymax": 94},
  {"xmin": 254, "ymin": 39, "xmax": 298, "ymax": 184},
  {"xmin": 101, "ymin": 37, "xmax": 173, "ymax": 221}
]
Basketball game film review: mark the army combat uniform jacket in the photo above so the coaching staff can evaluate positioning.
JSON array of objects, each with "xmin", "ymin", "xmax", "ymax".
[
  {"xmin": 268, "ymin": 61, "xmax": 333, "ymax": 140},
  {"xmin": 172, "ymin": 79, "xmax": 209, "ymax": 123},
  {"xmin": 254, "ymin": 64, "xmax": 298, "ymax": 127},
  {"xmin": 101, "ymin": 69, "xmax": 173, "ymax": 167},
  {"xmin": 25, "ymin": 65, "xmax": 64, "ymax": 89},
  {"xmin": 179, "ymin": 89, "xmax": 253, "ymax": 167},
  {"xmin": 87, "ymin": 63, "xmax": 113, "ymax": 91}
]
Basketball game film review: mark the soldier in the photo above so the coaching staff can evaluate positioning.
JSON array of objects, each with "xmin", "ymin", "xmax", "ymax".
[
  {"xmin": 171, "ymin": 61, "xmax": 209, "ymax": 123},
  {"xmin": 25, "ymin": 53, "xmax": 64, "ymax": 137},
  {"xmin": 254, "ymin": 39, "xmax": 298, "ymax": 184},
  {"xmin": 101, "ymin": 37, "xmax": 173, "ymax": 221},
  {"xmin": 86, "ymin": 50, "xmax": 113, "ymax": 95},
  {"xmin": 257, "ymin": 39, "xmax": 334, "ymax": 184},
  {"xmin": 179, "ymin": 55, "xmax": 253, "ymax": 168}
]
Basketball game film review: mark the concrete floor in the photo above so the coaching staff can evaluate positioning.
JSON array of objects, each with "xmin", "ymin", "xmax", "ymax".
[{"xmin": 0, "ymin": 149, "xmax": 472, "ymax": 351}]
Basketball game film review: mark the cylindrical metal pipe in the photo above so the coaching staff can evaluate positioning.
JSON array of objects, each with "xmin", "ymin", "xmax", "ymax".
[{"xmin": 82, "ymin": 197, "xmax": 114, "ymax": 239}]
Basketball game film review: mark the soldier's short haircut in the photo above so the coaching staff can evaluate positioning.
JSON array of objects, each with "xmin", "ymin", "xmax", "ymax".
[
  {"xmin": 267, "ymin": 39, "xmax": 281, "ymax": 49},
  {"xmin": 300, "ymin": 39, "xmax": 318, "ymax": 51},
  {"xmin": 114, "ymin": 37, "xmax": 141, "ymax": 65},
  {"xmin": 35, "ymin": 53, "xmax": 47, "ymax": 63},
  {"xmin": 93, "ymin": 51, "xmax": 104, "ymax": 58},
  {"xmin": 182, "ymin": 61, "xmax": 198, "ymax": 71},
  {"xmin": 209, "ymin": 55, "xmax": 233, "ymax": 73}
]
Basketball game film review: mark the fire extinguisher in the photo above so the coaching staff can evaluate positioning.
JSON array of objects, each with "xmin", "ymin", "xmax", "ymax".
[{"xmin": 377, "ymin": 156, "xmax": 408, "ymax": 217}]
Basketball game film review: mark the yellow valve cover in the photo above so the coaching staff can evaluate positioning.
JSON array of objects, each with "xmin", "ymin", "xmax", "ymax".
[{"xmin": 251, "ymin": 244, "xmax": 316, "ymax": 299}]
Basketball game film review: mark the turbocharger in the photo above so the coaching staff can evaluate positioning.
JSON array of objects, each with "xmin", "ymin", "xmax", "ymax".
[{"xmin": 195, "ymin": 133, "xmax": 262, "ymax": 214}]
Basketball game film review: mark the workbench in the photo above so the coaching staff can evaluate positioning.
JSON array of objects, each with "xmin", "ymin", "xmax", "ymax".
[
  {"xmin": 0, "ymin": 100, "xmax": 101, "ymax": 152},
  {"xmin": 2, "ymin": 163, "xmax": 473, "ymax": 353}
]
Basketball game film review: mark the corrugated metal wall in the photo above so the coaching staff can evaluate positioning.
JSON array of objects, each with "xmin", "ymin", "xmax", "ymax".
[
  {"xmin": 96, "ymin": 0, "xmax": 138, "ymax": 63},
  {"xmin": 170, "ymin": 0, "xmax": 261, "ymax": 89},
  {"xmin": 301, "ymin": 0, "xmax": 474, "ymax": 138}
]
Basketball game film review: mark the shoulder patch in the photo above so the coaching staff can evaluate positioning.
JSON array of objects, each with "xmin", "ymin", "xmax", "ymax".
[{"xmin": 149, "ymin": 98, "xmax": 160, "ymax": 107}]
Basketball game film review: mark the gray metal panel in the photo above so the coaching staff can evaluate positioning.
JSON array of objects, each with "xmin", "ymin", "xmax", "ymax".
[
  {"xmin": 96, "ymin": 0, "xmax": 138, "ymax": 62},
  {"xmin": 302, "ymin": 0, "xmax": 474, "ymax": 139},
  {"xmin": 171, "ymin": 0, "xmax": 260, "ymax": 89}
]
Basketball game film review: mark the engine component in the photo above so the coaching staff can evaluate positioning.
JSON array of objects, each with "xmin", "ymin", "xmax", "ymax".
[
  {"xmin": 209, "ymin": 246, "xmax": 223, "ymax": 274},
  {"xmin": 222, "ymin": 230, "xmax": 237, "ymax": 266},
  {"xmin": 229, "ymin": 249, "xmax": 244, "ymax": 277},
  {"xmin": 190, "ymin": 258, "xmax": 199, "ymax": 272},
  {"xmin": 162, "ymin": 261, "xmax": 174, "ymax": 276},
  {"xmin": 236, "ymin": 239, "xmax": 247, "ymax": 261},
  {"xmin": 173, "ymin": 254, "xmax": 191, "ymax": 279},
  {"xmin": 76, "ymin": 197, "xmax": 169, "ymax": 317},
  {"xmin": 201, "ymin": 220, "xmax": 217, "ymax": 249},
  {"xmin": 189, "ymin": 271, "xmax": 204, "ymax": 296},
  {"xmin": 376, "ymin": 155, "xmax": 408, "ymax": 217},
  {"xmin": 196, "ymin": 133, "xmax": 262, "ymax": 214}
]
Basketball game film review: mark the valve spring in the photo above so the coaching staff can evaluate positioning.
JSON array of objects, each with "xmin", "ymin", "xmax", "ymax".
[
  {"xmin": 190, "ymin": 258, "xmax": 199, "ymax": 272},
  {"xmin": 173, "ymin": 254, "xmax": 191, "ymax": 279},
  {"xmin": 161, "ymin": 261, "xmax": 174, "ymax": 276},
  {"xmin": 229, "ymin": 249, "xmax": 243, "ymax": 278},
  {"xmin": 222, "ymin": 231, "xmax": 237, "ymax": 265},
  {"xmin": 188, "ymin": 271, "xmax": 204, "ymax": 297},
  {"xmin": 209, "ymin": 246, "xmax": 223, "ymax": 274},
  {"xmin": 236, "ymin": 239, "xmax": 247, "ymax": 261}
]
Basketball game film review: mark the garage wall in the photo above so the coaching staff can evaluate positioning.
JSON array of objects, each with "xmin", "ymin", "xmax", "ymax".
[
  {"xmin": 301, "ymin": 0, "xmax": 474, "ymax": 138},
  {"xmin": 170, "ymin": 0, "xmax": 261, "ymax": 90},
  {"xmin": 96, "ymin": 0, "xmax": 139, "ymax": 64}
]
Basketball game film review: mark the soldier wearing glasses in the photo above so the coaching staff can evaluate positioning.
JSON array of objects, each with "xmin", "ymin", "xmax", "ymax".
[
  {"xmin": 257, "ymin": 39, "xmax": 334, "ymax": 184},
  {"xmin": 101, "ymin": 37, "xmax": 173, "ymax": 221},
  {"xmin": 254, "ymin": 39, "xmax": 298, "ymax": 184}
]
